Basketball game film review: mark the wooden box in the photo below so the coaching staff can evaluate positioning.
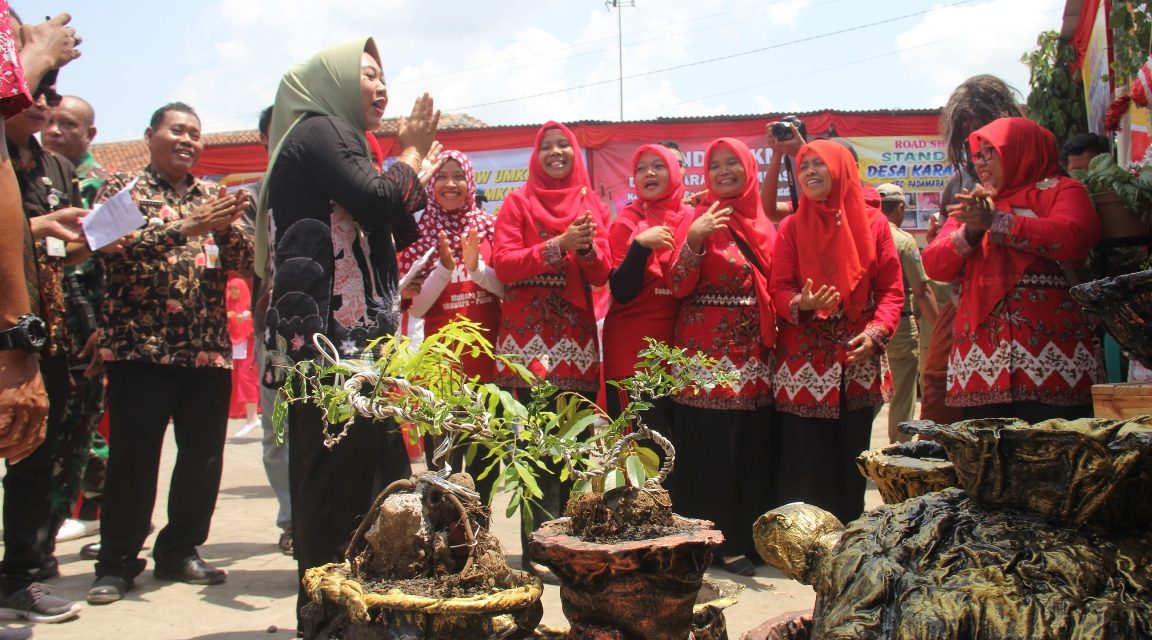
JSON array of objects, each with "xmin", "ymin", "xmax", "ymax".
[{"xmin": 1093, "ymin": 383, "xmax": 1152, "ymax": 420}]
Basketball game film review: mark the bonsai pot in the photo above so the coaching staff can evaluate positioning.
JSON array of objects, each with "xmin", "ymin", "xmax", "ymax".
[{"xmin": 530, "ymin": 515, "xmax": 723, "ymax": 640}]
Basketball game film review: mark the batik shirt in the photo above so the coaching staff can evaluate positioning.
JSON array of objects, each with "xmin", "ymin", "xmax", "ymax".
[
  {"xmin": 9, "ymin": 137, "xmax": 81, "ymax": 357},
  {"xmin": 95, "ymin": 166, "xmax": 254, "ymax": 368}
]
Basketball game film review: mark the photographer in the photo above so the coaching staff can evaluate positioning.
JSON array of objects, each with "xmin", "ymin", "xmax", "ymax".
[{"xmin": 760, "ymin": 116, "xmax": 806, "ymax": 222}]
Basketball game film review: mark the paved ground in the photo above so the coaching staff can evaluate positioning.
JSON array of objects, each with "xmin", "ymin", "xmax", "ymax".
[{"xmin": 1, "ymin": 406, "xmax": 896, "ymax": 639}]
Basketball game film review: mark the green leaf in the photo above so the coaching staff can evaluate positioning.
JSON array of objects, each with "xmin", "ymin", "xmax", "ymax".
[
  {"xmin": 558, "ymin": 411, "xmax": 600, "ymax": 440},
  {"xmin": 635, "ymin": 445, "xmax": 661, "ymax": 475},
  {"xmin": 624, "ymin": 454, "xmax": 646, "ymax": 487},
  {"xmin": 513, "ymin": 461, "xmax": 543, "ymax": 499}
]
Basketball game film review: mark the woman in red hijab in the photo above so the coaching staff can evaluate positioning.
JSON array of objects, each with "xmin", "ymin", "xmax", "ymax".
[
  {"xmin": 602, "ymin": 143, "xmax": 691, "ymax": 426},
  {"xmin": 226, "ymin": 276, "xmax": 259, "ymax": 431},
  {"xmin": 922, "ymin": 117, "xmax": 1100, "ymax": 420},
  {"xmin": 491, "ymin": 121, "xmax": 610, "ymax": 573},
  {"xmin": 665, "ymin": 138, "xmax": 776, "ymax": 576},
  {"xmin": 770, "ymin": 139, "xmax": 903, "ymax": 526}
]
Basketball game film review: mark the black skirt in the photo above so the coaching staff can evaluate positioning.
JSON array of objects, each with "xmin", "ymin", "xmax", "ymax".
[{"xmin": 666, "ymin": 402, "xmax": 777, "ymax": 558}]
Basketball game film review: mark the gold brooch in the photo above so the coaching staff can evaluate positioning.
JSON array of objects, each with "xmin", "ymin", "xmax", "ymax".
[{"xmin": 1036, "ymin": 177, "xmax": 1058, "ymax": 190}]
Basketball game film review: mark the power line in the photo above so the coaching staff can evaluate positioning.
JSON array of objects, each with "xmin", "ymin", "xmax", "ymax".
[
  {"xmin": 388, "ymin": 0, "xmax": 844, "ymax": 90},
  {"xmin": 650, "ymin": 3, "xmax": 1063, "ymax": 116},
  {"xmin": 445, "ymin": 0, "xmax": 974, "ymax": 113}
]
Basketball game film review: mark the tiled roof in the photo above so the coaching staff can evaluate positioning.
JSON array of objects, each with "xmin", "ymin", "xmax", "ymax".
[{"xmin": 91, "ymin": 111, "xmax": 489, "ymax": 173}]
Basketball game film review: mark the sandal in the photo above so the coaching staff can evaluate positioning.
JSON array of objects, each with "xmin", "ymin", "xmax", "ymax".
[{"xmin": 720, "ymin": 555, "xmax": 756, "ymax": 577}]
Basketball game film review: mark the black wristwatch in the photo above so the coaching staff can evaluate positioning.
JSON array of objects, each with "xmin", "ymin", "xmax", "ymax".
[{"xmin": 0, "ymin": 314, "xmax": 48, "ymax": 353}]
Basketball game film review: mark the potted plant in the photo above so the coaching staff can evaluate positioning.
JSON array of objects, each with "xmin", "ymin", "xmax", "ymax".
[
  {"xmin": 275, "ymin": 320, "xmax": 737, "ymax": 639},
  {"xmin": 1070, "ymin": 152, "xmax": 1152, "ymax": 240}
]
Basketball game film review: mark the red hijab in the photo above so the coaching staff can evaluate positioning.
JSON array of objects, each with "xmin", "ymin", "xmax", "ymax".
[
  {"xmin": 613, "ymin": 144, "xmax": 686, "ymax": 257},
  {"xmin": 794, "ymin": 139, "xmax": 876, "ymax": 321},
  {"xmin": 959, "ymin": 117, "xmax": 1078, "ymax": 327},
  {"xmin": 227, "ymin": 276, "xmax": 253, "ymax": 344},
  {"xmin": 509, "ymin": 121, "xmax": 608, "ymax": 309},
  {"xmin": 691, "ymin": 138, "xmax": 777, "ymax": 346}
]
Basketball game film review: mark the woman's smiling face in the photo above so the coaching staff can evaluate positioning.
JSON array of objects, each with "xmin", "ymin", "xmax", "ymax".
[
  {"xmin": 537, "ymin": 128, "xmax": 574, "ymax": 180},
  {"xmin": 708, "ymin": 146, "xmax": 745, "ymax": 199}
]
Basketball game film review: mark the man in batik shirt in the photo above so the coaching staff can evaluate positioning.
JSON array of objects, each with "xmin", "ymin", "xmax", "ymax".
[{"xmin": 85, "ymin": 102, "xmax": 253, "ymax": 606}]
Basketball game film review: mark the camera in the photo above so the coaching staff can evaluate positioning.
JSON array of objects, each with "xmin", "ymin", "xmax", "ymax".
[{"xmin": 771, "ymin": 115, "xmax": 806, "ymax": 142}]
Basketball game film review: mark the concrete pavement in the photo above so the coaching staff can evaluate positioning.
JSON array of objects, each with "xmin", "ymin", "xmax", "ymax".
[{"xmin": 2, "ymin": 406, "xmax": 895, "ymax": 639}]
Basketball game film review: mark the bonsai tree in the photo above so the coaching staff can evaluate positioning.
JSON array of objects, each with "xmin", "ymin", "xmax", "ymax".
[{"xmin": 273, "ymin": 318, "xmax": 735, "ymax": 534}]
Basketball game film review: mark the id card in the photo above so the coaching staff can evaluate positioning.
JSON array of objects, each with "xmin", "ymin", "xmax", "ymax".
[
  {"xmin": 46, "ymin": 237, "xmax": 67, "ymax": 257},
  {"xmin": 204, "ymin": 242, "xmax": 220, "ymax": 269}
]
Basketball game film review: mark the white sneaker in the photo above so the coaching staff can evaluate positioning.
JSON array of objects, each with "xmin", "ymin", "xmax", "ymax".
[
  {"xmin": 55, "ymin": 518, "xmax": 99, "ymax": 542},
  {"xmin": 235, "ymin": 421, "xmax": 259, "ymax": 437}
]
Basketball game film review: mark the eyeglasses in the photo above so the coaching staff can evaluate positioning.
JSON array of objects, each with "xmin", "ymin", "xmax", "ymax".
[
  {"xmin": 972, "ymin": 145, "xmax": 997, "ymax": 166},
  {"xmin": 32, "ymin": 86, "xmax": 62, "ymax": 108}
]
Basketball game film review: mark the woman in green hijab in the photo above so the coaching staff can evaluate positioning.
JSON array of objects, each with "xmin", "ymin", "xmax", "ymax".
[{"xmin": 257, "ymin": 38, "xmax": 438, "ymax": 630}]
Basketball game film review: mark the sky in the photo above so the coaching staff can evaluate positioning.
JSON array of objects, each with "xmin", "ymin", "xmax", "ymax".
[{"xmin": 35, "ymin": 0, "xmax": 1069, "ymax": 143}]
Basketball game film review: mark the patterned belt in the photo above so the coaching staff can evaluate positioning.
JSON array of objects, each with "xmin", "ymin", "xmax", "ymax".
[
  {"xmin": 1017, "ymin": 271, "xmax": 1068, "ymax": 289},
  {"xmin": 687, "ymin": 293, "xmax": 756, "ymax": 307},
  {"xmin": 507, "ymin": 274, "xmax": 567, "ymax": 289}
]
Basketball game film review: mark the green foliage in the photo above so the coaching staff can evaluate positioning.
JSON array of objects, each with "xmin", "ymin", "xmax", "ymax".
[
  {"xmin": 1071, "ymin": 152, "xmax": 1152, "ymax": 214},
  {"xmin": 273, "ymin": 320, "xmax": 735, "ymax": 535},
  {"xmin": 1109, "ymin": 1, "xmax": 1152, "ymax": 83},
  {"xmin": 1022, "ymin": 30, "xmax": 1088, "ymax": 143}
]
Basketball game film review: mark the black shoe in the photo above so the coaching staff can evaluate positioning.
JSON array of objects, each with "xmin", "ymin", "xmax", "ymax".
[
  {"xmin": 0, "ymin": 628, "xmax": 32, "ymax": 639},
  {"xmin": 31, "ymin": 556, "xmax": 58, "ymax": 582},
  {"xmin": 79, "ymin": 542, "xmax": 99, "ymax": 561},
  {"xmin": 153, "ymin": 556, "xmax": 227, "ymax": 585},
  {"xmin": 86, "ymin": 575, "xmax": 133, "ymax": 605}
]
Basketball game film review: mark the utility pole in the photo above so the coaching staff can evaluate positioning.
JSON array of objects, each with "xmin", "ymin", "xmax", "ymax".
[{"xmin": 606, "ymin": 0, "xmax": 635, "ymax": 121}]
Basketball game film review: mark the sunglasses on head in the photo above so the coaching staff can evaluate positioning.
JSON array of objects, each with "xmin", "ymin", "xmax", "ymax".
[{"xmin": 32, "ymin": 86, "xmax": 62, "ymax": 108}]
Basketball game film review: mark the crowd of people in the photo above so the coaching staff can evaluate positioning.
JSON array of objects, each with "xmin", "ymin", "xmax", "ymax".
[{"xmin": 0, "ymin": 5, "xmax": 1109, "ymax": 638}]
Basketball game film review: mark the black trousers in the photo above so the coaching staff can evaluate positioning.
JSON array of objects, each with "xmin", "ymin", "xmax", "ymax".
[
  {"xmin": 776, "ymin": 405, "xmax": 875, "ymax": 527},
  {"xmin": 667, "ymin": 402, "xmax": 777, "ymax": 559},
  {"xmin": 0, "ymin": 355, "xmax": 70, "ymax": 593},
  {"xmin": 289, "ymin": 401, "xmax": 411, "ymax": 626},
  {"xmin": 95, "ymin": 361, "xmax": 231, "ymax": 580}
]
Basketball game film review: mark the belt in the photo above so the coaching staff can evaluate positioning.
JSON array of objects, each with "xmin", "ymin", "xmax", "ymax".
[{"xmin": 687, "ymin": 293, "xmax": 756, "ymax": 307}]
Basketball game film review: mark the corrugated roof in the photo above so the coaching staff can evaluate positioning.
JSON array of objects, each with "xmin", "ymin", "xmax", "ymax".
[
  {"xmin": 92, "ymin": 111, "xmax": 489, "ymax": 173},
  {"xmin": 469, "ymin": 108, "xmax": 943, "ymax": 131}
]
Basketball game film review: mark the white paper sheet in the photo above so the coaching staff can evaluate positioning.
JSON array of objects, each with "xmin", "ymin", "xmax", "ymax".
[
  {"xmin": 81, "ymin": 178, "xmax": 146, "ymax": 250},
  {"xmin": 398, "ymin": 246, "xmax": 437, "ymax": 289}
]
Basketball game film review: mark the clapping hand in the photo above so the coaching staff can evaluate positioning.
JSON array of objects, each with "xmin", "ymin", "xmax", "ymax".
[
  {"xmin": 948, "ymin": 184, "xmax": 997, "ymax": 232},
  {"xmin": 418, "ymin": 141, "xmax": 445, "ymax": 187},
  {"xmin": 558, "ymin": 213, "xmax": 596, "ymax": 255},
  {"xmin": 461, "ymin": 226, "xmax": 481, "ymax": 272},
  {"xmin": 183, "ymin": 190, "xmax": 249, "ymax": 238},
  {"xmin": 397, "ymin": 92, "xmax": 440, "ymax": 158},
  {"xmin": 436, "ymin": 230, "xmax": 456, "ymax": 270}
]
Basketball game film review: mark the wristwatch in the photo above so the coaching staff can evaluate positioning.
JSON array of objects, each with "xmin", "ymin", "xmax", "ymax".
[{"xmin": 0, "ymin": 314, "xmax": 48, "ymax": 353}]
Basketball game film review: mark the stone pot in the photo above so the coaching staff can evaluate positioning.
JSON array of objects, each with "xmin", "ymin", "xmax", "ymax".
[
  {"xmin": 855, "ymin": 438, "xmax": 956, "ymax": 504},
  {"xmin": 530, "ymin": 516, "xmax": 723, "ymax": 640}
]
